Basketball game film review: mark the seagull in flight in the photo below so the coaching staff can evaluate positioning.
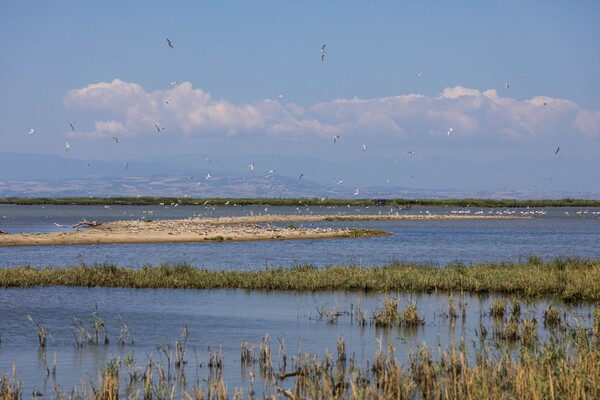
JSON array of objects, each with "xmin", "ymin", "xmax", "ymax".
[
  {"xmin": 166, "ymin": 38, "xmax": 174, "ymax": 48},
  {"xmin": 362, "ymin": 144, "xmax": 367, "ymax": 152},
  {"xmin": 28, "ymin": 128, "xmax": 35, "ymax": 135},
  {"xmin": 333, "ymin": 135, "xmax": 340, "ymax": 144},
  {"xmin": 248, "ymin": 162, "xmax": 255, "ymax": 172},
  {"xmin": 170, "ymin": 81, "xmax": 178, "ymax": 86},
  {"xmin": 321, "ymin": 43, "xmax": 326, "ymax": 62},
  {"xmin": 505, "ymin": 82, "xmax": 510, "ymax": 89},
  {"xmin": 447, "ymin": 127, "xmax": 453, "ymax": 136},
  {"xmin": 266, "ymin": 169, "xmax": 275, "ymax": 178},
  {"xmin": 298, "ymin": 173, "xmax": 304, "ymax": 180},
  {"xmin": 408, "ymin": 150, "xmax": 415, "ymax": 156},
  {"xmin": 555, "ymin": 146, "xmax": 560, "ymax": 155},
  {"xmin": 69, "ymin": 122, "xmax": 75, "ymax": 131},
  {"xmin": 205, "ymin": 173, "xmax": 211, "ymax": 180},
  {"xmin": 354, "ymin": 188, "xmax": 360, "ymax": 196},
  {"xmin": 65, "ymin": 142, "xmax": 70, "ymax": 152},
  {"xmin": 155, "ymin": 123, "xmax": 165, "ymax": 132},
  {"xmin": 112, "ymin": 136, "xmax": 120, "ymax": 144},
  {"xmin": 124, "ymin": 162, "xmax": 129, "ymax": 170}
]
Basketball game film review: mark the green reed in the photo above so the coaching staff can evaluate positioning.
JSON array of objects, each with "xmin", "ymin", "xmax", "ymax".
[{"xmin": 3, "ymin": 258, "xmax": 600, "ymax": 301}]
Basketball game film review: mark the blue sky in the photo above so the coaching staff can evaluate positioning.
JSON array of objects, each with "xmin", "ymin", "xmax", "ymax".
[{"xmin": 1, "ymin": 1, "xmax": 600, "ymax": 194}]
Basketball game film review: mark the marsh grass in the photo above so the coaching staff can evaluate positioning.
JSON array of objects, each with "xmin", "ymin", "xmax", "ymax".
[
  {"xmin": 4, "ymin": 258, "xmax": 599, "ymax": 301},
  {"xmin": 4, "ymin": 312, "xmax": 600, "ymax": 399},
  {"xmin": 4, "ymin": 196, "xmax": 600, "ymax": 208},
  {"xmin": 26, "ymin": 315, "xmax": 47, "ymax": 348}
]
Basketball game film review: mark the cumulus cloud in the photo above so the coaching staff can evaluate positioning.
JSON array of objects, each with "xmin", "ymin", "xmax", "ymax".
[
  {"xmin": 65, "ymin": 80, "xmax": 598, "ymax": 142},
  {"xmin": 574, "ymin": 110, "xmax": 600, "ymax": 137}
]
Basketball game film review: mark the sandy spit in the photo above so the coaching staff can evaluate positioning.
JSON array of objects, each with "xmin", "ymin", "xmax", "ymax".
[{"xmin": 0, "ymin": 214, "xmax": 527, "ymax": 247}]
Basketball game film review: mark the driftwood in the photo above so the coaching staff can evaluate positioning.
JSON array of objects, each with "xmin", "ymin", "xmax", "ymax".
[
  {"xmin": 0, "ymin": 230, "xmax": 6, "ymax": 235},
  {"xmin": 73, "ymin": 220, "xmax": 101, "ymax": 228}
]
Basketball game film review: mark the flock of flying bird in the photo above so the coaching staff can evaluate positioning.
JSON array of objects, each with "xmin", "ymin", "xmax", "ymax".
[{"xmin": 25, "ymin": 38, "xmax": 563, "ymax": 197}]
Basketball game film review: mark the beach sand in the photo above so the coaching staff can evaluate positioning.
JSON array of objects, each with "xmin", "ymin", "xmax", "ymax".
[{"xmin": 0, "ymin": 213, "xmax": 527, "ymax": 246}]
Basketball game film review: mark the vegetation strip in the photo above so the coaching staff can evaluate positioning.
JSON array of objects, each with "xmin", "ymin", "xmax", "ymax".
[
  {"xmin": 1, "ymin": 196, "xmax": 599, "ymax": 207},
  {"xmin": 1, "ymin": 257, "xmax": 599, "ymax": 301}
]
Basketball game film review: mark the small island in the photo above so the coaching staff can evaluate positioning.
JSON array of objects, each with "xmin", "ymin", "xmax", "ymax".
[{"xmin": 0, "ymin": 213, "xmax": 529, "ymax": 246}]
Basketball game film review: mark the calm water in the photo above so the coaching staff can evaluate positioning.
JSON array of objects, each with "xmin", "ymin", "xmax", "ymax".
[
  {"xmin": 0, "ymin": 288, "xmax": 595, "ymax": 396},
  {"xmin": 1, "ymin": 204, "xmax": 599, "ymax": 268},
  {"xmin": 0, "ymin": 204, "xmax": 599, "ymax": 394}
]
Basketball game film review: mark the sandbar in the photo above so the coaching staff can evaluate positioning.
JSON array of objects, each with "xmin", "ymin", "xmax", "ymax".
[{"xmin": 0, "ymin": 213, "xmax": 527, "ymax": 247}]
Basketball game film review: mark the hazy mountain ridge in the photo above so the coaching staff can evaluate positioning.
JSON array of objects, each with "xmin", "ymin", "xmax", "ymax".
[{"xmin": 1, "ymin": 152, "xmax": 598, "ymax": 199}]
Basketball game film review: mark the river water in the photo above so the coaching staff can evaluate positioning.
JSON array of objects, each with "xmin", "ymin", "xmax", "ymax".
[{"xmin": 0, "ymin": 204, "xmax": 599, "ymax": 395}]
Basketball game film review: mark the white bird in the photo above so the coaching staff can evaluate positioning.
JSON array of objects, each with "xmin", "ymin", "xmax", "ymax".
[
  {"xmin": 170, "ymin": 81, "xmax": 178, "ymax": 86},
  {"xmin": 166, "ymin": 38, "xmax": 174, "ymax": 48},
  {"xmin": 333, "ymin": 135, "xmax": 340, "ymax": 144},
  {"xmin": 248, "ymin": 162, "xmax": 255, "ymax": 172},
  {"xmin": 354, "ymin": 188, "xmax": 360, "ymax": 196},
  {"xmin": 112, "ymin": 136, "xmax": 120, "ymax": 143},
  {"xmin": 505, "ymin": 82, "xmax": 510, "ymax": 89},
  {"xmin": 205, "ymin": 173, "xmax": 211, "ymax": 180},
  {"xmin": 54, "ymin": 222, "xmax": 69, "ymax": 228},
  {"xmin": 266, "ymin": 169, "xmax": 275, "ymax": 178},
  {"xmin": 28, "ymin": 128, "xmax": 35, "ymax": 135},
  {"xmin": 320, "ymin": 43, "xmax": 326, "ymax": 62},
  {"xmin": 408, "ymin": 150, "xmax": 414, "ymax": 156},
  {"xmin": 65, "ymin": 142, "xmax": 70, "ymax": 152},
  {"xmin": 362, "ymin": 144, "xmax": 367, "ymax": 152},
  {"xmin": 447, "ymin": 127, "xmax": 453, "ymax": 136}
]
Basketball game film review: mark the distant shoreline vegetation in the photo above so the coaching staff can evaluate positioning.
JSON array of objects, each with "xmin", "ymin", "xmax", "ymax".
[
  {"xmin": 1, "ymin": 258, "xmax": 599, "ymax": 302},
  {"xmin": 1, "ymin": 196, "xmax": 599, "ymax": 208}
]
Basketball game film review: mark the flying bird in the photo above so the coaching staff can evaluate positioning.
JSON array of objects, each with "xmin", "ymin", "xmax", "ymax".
[
  {"xmin": 321, "ymin": 43, "xmax": 326, "ymax": 61},
  {"xmin": 155, "ymin": 123, "xmax": 165, "ymax": 132},
  {"xmin": 408, "ymin": 150, "xmax": 414, "ymax": 156},
  {"xmin": 354, "ymin": 188, "xmax": 360, "ymax": 196},
  {"xmin": 447, "ymin": 127, "xmax": 453, "ymax": 136},
  {"xmin": 362, "ymin": 144, "xmax": 367, "ymax": 152},
  {"xmin": 65, "ymin": 142, "xmax": 70, "ymax": 152},
  {"xmin": 205, "ymin": 173, "xmax": 211, "ymax": 180},
  {"xmin": 112, "ymin": 137, "xmax": 120, "ymax": 143},
  {"xmin": 298, "ymin": 173, "xmax": 304, "ymax": 180},
  {"xmin": 166, "ymin": 38, "xmax": 174, "ymax": 48},
  {"xmin": 266, "ymin": 169, "xmax": 275, "ymax": 178},
  {"xmin": 28, "ymin": 128, "xmax": 35, "ymax": 135},
  {"xmin": 248, "ymin": 162, "xmax": 255, "ymax": 172},
  {"xmin": 124, "ymin": 162, "xmax": 129, "ymax": 170},
  {"xmin": 170, "ymin": 81, "xmax": 178, "ymax": 86},
  {"xmin": 555, "ymin": 146, "xmax": 560, "ymax": 155},
  {"xmin": 505, "ymin": 82, "xmax": 510, "ymax": 89},
  {"xmin": 333, "ymin": 135, "xmax": 340, "ymax": 144}
]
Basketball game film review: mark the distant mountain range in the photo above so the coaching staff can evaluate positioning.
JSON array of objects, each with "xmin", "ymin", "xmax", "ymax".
[{"xmin": 1, "ymin": 152, "xmax": 598, "ymax": 199}]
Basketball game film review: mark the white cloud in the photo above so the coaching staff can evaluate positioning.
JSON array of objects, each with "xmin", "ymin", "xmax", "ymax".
[
  {"xmin": 66, "ymin": 120, "xmax": 127, "ymax": 139},
  {"xmin": 65, "ymin": 80, "xmax": 598, "ymax": 143},
  {"xmin": 574, "ymin": 110, "xmax": 600, "ymax": 137}
]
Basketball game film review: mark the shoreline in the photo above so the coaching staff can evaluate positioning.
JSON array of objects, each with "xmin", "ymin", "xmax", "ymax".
[{"xmin": 0, "ymin": 213, "xmax": 528, "ymax": 247}]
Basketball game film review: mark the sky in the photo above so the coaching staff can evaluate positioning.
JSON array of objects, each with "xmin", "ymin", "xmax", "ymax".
[{"xmin": 1, "ymin": 1, "xmax": 600, "ymax": 194}]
